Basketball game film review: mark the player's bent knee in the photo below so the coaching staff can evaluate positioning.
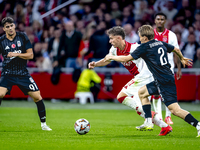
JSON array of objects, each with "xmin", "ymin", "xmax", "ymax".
[
  {"xmin": 0, "ymin": 93, "xmax": 6, "ymax": 98},
  {"xmin": 117, "ymin": 92, "xmax": 127, "ymax": 103},
  {"xmin": 28, "ymin": 91, "xmax": 42, "ymax": 102},
  {"xmin": 138, "ymin": 88, "xmax": 146, "ymax": 99},
  {"xmin": 32, "ymin": 95, "xmax": 42, "ymax": 102},
  {"xmin": 170, "ymin": 108, "xmax": 181, "ymax": 116}
]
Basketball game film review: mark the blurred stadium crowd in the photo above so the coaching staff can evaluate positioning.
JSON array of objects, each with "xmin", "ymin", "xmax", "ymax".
[{"xmin": 0, "ymin": 0, "xmax": 200, "ymax": 71}]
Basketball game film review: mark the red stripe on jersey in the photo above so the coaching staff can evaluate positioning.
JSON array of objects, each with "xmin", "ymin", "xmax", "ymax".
[
  {"xmin": 154, "ymin": 28, "xmax": 169, "ymax": 43},
  {"xmin": 116, "ymin": 41, "xmax": 139, "ymax": 76}
]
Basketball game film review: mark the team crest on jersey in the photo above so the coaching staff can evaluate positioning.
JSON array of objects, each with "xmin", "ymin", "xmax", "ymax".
[
  {"xmin": 11, "ymin": 44, "xmax": 16, "ymax": 48},
  {"xmin": 162, "ymin": 36, "xmax": 168, "ymax": 42},
  {"xmin": 17, "ymin": 41, "xmax": 21, "ymax": 47},
  {"xmin": 29, "ymin": 77, "xmax": 34, "ymax": 83}
]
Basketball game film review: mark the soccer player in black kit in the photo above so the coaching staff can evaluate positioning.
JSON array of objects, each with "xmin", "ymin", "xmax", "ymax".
[
  {"xmin": 104, "ymin": 25, "xmax": 200, "ymax": 137},
  {"xmin": 0, "ymin": 17, "xmax": 52, "ymax": 131}
]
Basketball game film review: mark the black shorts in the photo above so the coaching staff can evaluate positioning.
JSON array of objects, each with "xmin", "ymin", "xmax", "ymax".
[
  {"xmin": 146, "ymin": 80, "xmax": 177, "ymax": 106},
  {"xmin": 0, "ymin": 75, "xmax": 39, "ymax": 95}
]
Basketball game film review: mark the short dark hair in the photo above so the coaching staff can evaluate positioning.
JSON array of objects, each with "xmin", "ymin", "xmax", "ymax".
[
  {"xmin": 107, "ymin": 26, "xmax": 125, "ymax": 39},
  {"xmin": 154, "ymin": 12, "xmax": 167, "ymax": 20},
  {"xmin": 1, "ymin": 17, "xmax": 14, "ymax": 27}
]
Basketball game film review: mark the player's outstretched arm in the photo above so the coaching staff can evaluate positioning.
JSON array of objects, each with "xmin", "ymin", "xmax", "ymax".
[
  {"xmin": 104, "ymin": 54, "xmax": 134, "ymax": 62},
  {"xmin": 88, "ymin": 58, "xmax": 111, "ymax": 69},
  {"xmin": 7, "ymin": 48, "xmax": 33, "ymax": 60},
  {"xmin": 172, "ymin": 47, "xmax": 193, "ymax": 67},
  {"xmin": 174, "ymin": 54, "xmax": 182, "ymax": 80}
]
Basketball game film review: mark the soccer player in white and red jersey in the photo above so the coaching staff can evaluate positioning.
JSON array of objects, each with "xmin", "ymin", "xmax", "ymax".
[
  {"xmin": 152, "ymin": 12, "xmax": 182, "ymax": 124},
  {"xmin": 88, "ymin": 26, "xmax": 172, "ymax": 136}
]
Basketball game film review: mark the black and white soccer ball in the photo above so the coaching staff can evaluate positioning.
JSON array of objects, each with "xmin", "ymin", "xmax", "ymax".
[{"xmin": 74, "ymin": 119, "xmax": 90, "ymax": 135}]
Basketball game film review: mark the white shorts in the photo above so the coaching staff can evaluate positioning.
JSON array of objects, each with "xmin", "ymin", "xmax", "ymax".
[{"xmin": 121, "ymin": 76, "xmax": 154, "ymax": 102}]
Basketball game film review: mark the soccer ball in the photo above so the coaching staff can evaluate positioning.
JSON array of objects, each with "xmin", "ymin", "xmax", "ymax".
[{"xmin": 74, "ymin": 118, "xmax": 90, "ymax": 135}]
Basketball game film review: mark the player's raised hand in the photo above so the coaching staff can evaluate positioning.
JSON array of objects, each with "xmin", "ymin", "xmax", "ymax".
[
  {"xmin": 181, "ymin": 57, "xmax": 193, "ymax": 68},
  {"xmin": 88, "ymin": 61, "xmax": 96, "ymax": 69}
]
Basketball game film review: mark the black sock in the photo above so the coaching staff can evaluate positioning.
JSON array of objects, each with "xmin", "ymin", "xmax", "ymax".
[
  {"xmin": 184, "ymin": 113, "xmax": 198, "ymax": 127},
  {"xmin": 35, "ymin": 100, "xmax": 46, "ymax": 123},
  {"xmin": 142, "ymin": 104, "xmax": 152, "ymax": 118},
  {"xmin": 0, "ymin": 98, "xmax": 2, "ymax": 106}
]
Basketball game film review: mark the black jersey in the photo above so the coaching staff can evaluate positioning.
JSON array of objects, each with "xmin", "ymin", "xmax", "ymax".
[
  {"xmin": 0, "ymin": 32, "xmax": 32, "ymax": 76},
  {"xmin": 131, "ymin": 39, "xmax": 175, "ymax": 83}
]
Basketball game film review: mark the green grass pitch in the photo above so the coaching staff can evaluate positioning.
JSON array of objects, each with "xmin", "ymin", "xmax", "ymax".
[{"xmin": 0, "ymin": 101, "xmax": 200, "ymax": 150}]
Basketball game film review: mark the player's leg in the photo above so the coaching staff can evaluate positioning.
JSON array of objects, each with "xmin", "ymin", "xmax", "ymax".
[
  {"xmin": 137, "ymin": 85, "xmax": 154, "ymax": 130},
  {"xmin": 0, "ymin": 87, "xmax": 8, "ymax": 105},
  {"xmin": 18, "ymin": 75, "xmax": 52, "ymax": 131},
  {"xmin": 118, "ymin": 78, "xmax": 148, "ymax": 118},
  {"xmin": 119, "ymin": 81, "xmax": 171, "ymax": 135},
  {"xmin": 152, "ymin": 95, "xmax": 163, "ymax": 120},
  {"xmin": 0, "ymin": 76, "xmax": 13, "ymax": 105},
  {"xmin": 165, "ymin": 106, "xmax": 173, "ymax": 124},
  {"xmin": 117, "ymin": 91, "xmax": 145, "ymax": 118},
  {"xmin": 161, "ymin": 81, "xmax": 200, "ymax": 137},
  {"xmin": 28, "ymin": 91, "xmax": 52, "ymax": 131},
  {"xmin": 137, "ymin": 81, "xmax": 162, "ymax": 131},
  {"xmin": 167, "ymin": 102, "xmax": 200, "ymax": 137}
]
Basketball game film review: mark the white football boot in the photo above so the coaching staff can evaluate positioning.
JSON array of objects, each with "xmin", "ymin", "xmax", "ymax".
[{"xmin": 41, "ymin": 122, "xmax": 52, "ymax": 131}]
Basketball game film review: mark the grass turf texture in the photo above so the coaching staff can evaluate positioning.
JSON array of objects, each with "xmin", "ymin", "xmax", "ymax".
[{"xmin": 0, "ymin": 101, "xmax": 200, "ymax": 150}]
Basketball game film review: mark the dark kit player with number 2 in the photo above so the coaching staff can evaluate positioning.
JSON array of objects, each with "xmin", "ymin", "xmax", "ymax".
[
  {"xmin": 104, "ymin": 25, "xmax": 200, "ymax": 137},
  {"xmin": 0, "ymin": 17, "xmax": 52, "ymax": 131}
]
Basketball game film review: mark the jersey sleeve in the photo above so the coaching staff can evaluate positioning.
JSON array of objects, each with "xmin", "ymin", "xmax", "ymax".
[
  {"xmin": 162, "ymin": 41, "xmax": 174, "ymax": 53},
  {"xmin": 109, "ymin": 46, "xmax": 116, "ymax": 55},
  {"xmin": 130, "ymin": 43, "xmax": 140, "ymax": 53},
  {"xmin": 130, "ymin": 44, "xmax": 146, "ymax": 60},
  {"xmin": 169, "ymin": 31, "xmax": 179, "ymax": 49},
  {"xmin": 21, "ymin": 32, "xmax": 32, "ymax": 50}
]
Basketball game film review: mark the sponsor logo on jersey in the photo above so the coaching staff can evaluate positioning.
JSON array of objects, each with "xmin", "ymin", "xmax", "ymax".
[
  {"xmin": 121, "ymin": 61, "xmax": 133, "ymax": 66},
  {"xmin": 5, "ymin": 46, "xmax": 10, "ymax": 50},
  {"xmin": 17, "ymin": 41, "xmax": 21, "ymax": 47},
  {"xmin": 11, "ymin": 44, "xmax": 16, "ymax": 48}
]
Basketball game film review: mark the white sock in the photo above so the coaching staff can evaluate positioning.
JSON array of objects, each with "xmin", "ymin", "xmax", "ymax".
[
  {"xmin": 152, "ymin": 114, "xmax": 168, "ymax": 127},
  {"xmin": 41, "ymin": 122, "xmax": 46, "ymax": 126},
  {"xmin": 145, "ymin": 118, "xmax": 152, "ymax": 124},
  {"xmin": 165, "ymin": 106, "xmax": 171, "ymax": 117},
  {"xmin": 196, "ymin": 122, "xmax": 200, "ymax": 130},
  {"xmin": 122, "ymin": 96, "xmax": 145, "ymax": 118},
  {"xmin": 153, "ymin": 97, "xmax": 163, "ymax": 120}
]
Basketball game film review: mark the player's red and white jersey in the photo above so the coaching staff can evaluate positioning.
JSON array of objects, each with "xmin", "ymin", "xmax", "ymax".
[
  {"xmin": 154, "ymin": 28, "xmax": 179, "ymax": 72},
  {"xmin": 109, "ymin": 41, "xmax": 152, "ymax": 80}
]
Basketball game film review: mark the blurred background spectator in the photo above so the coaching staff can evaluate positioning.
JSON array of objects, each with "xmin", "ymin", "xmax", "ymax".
[
  {"xmin": 181, "ymin": 33, "xmax": 199, "ymax": 66},
  {"xmin": 123, "ymin": 23, "xmax": 139, "ymax": 43},
  {"xmin": 58, "ymin": 20, "xmax": 82, "ymax": 68},
  {"xmin": 193, "ymin": 48, "xmax": 200, "ymax": 68},
  {"xmin": 0, "ymin": 0, "xmax": 199, "ymax": 71},
  {"xmin": 0, "ymin": 0, "xmax": 200, "ymax": 102}
]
